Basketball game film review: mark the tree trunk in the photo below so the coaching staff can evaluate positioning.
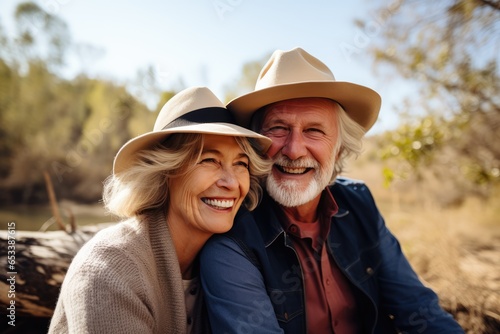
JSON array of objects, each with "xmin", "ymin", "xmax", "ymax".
[{"xmin": 0, "ymin": 224, "xmax": 112, "ymax": 318}]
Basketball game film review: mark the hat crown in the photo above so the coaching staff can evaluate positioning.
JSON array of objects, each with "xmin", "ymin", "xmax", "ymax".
[
  {"xmin": 153, "ymin": 86, "xmax": 225, "ymax": 131},
  {"xmin": 113, "ymin": 86, "xmax": 272, "ymax": 175},
  {"xmin": 256, "ymin": 48, "xmax": 336, "ymax": 90}
]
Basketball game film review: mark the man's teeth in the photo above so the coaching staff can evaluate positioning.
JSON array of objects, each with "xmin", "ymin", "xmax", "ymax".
[
  {"xmin": 203, "ymin": 198, "xmax": 234, "ymax": 209},
  {"xmin": 281, "ymin": 166, "xmax": 308, "ymax": 174}
]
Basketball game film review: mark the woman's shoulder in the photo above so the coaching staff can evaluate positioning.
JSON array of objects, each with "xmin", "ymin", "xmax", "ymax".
[
  {"xmin": 86, "ymin": 218, "xmax": 146, "ymax": 249},
  {"xmin": 68, "ymin": 218, "xmax": 155, "ymax": 276}
]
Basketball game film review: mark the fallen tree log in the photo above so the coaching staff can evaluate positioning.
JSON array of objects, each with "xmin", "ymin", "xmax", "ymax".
[{"xmin": 0, "ymin": 224, "xmax": 113, "ymax": 318}]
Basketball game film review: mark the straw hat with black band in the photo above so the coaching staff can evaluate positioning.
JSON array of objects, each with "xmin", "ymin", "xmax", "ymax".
[
  {"xmin": 113, "ymin": 86, "xmax": 272, "ymax": 175},
  {"xmin": 227, "ymin": 47, "xmax": 382, "ymax": 132}
]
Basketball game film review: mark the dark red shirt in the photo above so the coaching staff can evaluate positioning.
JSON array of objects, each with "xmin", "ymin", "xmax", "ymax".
[{"xmin": 278, "ymin": 189, "xmax": 360, "ymax": 334}]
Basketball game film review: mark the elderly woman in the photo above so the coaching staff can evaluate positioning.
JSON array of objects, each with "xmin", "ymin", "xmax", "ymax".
[{"xmin": 48, "ymin": 87, "xmax": 272, "ymax": 333}]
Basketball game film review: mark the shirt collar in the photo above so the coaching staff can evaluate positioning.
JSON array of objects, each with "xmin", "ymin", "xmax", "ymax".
[{"xmin": 277, "ymin": 188, "xmax": 339, "ymax": 247}]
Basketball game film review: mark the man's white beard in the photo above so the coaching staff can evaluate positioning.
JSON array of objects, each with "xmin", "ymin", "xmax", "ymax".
[{"xmin": 266, "ymin": 155, "xmax": 335, "ymax": 207}]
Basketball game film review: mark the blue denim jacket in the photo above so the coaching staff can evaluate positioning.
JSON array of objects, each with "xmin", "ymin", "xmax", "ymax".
[{"xmin": 200, "ymin": 178, "xmax": 464, "ymax": 333}]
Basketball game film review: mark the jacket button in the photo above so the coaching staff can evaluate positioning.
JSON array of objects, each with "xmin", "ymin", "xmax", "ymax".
[{"xmin": 366, "ymin": 267, "xmax": 374, "ymax": 275}]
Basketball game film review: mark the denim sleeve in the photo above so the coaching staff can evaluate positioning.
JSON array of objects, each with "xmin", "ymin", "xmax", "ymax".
[
  {"xmin": 200, "ymin": 235, "xmax": 284, "ymax": 334},
  {"xmin": 365, "ymin": 193, "xmax": 464, "ymax": 333}
]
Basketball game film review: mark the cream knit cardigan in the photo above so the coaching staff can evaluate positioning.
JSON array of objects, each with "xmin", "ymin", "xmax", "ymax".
[{"xmin": 49, "ymin": 209, "xmax": 208, "ymax": 334}]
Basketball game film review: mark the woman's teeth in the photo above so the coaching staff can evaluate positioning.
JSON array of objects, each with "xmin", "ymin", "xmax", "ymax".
[{"xmin": 203, "ymin": 198, "xmax": 234, "ymax": 209}]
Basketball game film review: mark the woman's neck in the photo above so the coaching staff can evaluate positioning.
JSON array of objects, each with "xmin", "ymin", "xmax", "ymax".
[{"xmin": 166, "ymin": 215, "xmax": 210, "ymax": 280}]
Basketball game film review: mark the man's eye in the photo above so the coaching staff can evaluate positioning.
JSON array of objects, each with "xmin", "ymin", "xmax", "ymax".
[
  {"xmin": 264, "ymin": 126, "xmax": 288, "ymax": 136},
  {"xmin": 304, "ymin": 128, "xmax": 326, "ymax": 136}
]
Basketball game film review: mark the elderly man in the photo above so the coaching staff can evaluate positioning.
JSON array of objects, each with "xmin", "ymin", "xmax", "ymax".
[{"xmin": 200, "ymin": 48, "xmax": 463, "ymax": 333}]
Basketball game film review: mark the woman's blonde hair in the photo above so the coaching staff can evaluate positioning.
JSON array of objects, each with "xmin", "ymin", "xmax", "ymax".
[{"xmin": 103, "ymin": 133, "xmax": 271, "ymax": 218}]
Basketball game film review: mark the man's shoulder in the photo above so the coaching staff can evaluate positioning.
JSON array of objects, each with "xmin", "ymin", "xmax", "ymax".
[
  {"xmin": 330, "ymin": 176, "xmax": 369, "ymax": 193},
  {"xmin": 329, "ymin": 176, "xmax": 376, "ymax": 205},
  {"xmin": 227, "ymin": 200, "xmax": 282, "ymax": 245},
  {"xmin": 230, "ymin": 207, "xmax": 265, "ymax": 235},
  {"xmin": 334, "ymin": 176, "xmax": 366, "ymax": 186}
]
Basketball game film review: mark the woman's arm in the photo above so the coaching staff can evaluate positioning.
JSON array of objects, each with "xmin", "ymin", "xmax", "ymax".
[{"xmin": 200, "ymin": 235, "xmax": 284, "ymax": 334}]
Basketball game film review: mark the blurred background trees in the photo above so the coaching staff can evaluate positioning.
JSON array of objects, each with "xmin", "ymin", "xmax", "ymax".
[
  {"xmin": 0, "ymin": 2, "xmax": 161, "ymax": 204},
  {"xmin": 1, "ymin": 0, "xmax": 499, "ymax": 207},
  {"xmin": 361, "ymin": 0, "xmax": 500, "ymax": 204}
]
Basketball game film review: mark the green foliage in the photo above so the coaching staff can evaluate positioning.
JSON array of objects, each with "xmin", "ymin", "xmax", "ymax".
[
  {"xmin": 381, "ymin": 166, "xmax": 394, "ymax": 189},
  {"xmin": 379, "ymin": 116, "xmax": 445, "ymax": 184},
  {"xmin": 366, "ymin": 0, "xmax": 500, "ymax": 197},
  {"xmin": 380, "ymin": 116, "xmax": 444, "ymax": 169},
  {"xmin": 0, "ymin": 2, "xmax": 176, "ymax": 205},
  {"xmin": 0, "ymin": 60, "xmax": 158, "ymax": 204}
]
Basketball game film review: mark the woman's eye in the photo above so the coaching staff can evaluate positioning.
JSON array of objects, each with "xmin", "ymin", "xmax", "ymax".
[
  {"xmin": 200, "ymin": 158, "xmax": 218, "ymax": 164},
  {"xmin": 236, "ymin": 161, "xmax": 249, "ymax": 169}
]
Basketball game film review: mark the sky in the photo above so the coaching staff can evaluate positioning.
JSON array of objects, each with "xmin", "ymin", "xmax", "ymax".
[{"xmin": 0, "ymin": 0, "xmax": 408, "ymax": 133}]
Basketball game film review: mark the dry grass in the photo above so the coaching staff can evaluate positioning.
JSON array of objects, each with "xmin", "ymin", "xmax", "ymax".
[{"xmin": 343, "ymin": 143, "xmax": 500, "ymax": 333}]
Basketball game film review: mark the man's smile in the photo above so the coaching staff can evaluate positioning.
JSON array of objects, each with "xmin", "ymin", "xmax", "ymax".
[{"xmin": 275, "ymin": 164, "xmax": 313, "ymax": 175}]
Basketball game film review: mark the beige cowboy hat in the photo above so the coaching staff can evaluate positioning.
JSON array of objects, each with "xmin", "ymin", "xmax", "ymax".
[
  {"xmin": 227, "ymin": 47, "xmax": 382, "ymax": 132},
  {"xmin": 113, "ymin": 86, "xmax": 272, "ymax": 175}
]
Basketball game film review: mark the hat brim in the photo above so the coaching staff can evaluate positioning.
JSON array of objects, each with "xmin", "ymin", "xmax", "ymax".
[
  {"xmin": 227, "ymin": 81, "xmax": 381, "ymax": 131},
  {"xmin": 113, "ymin": 123, "xmax": 272, "ymax": 175}
]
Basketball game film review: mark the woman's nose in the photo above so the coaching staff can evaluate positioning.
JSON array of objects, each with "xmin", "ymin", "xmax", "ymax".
[{"xmin": 216, "ymin": 168, "xmax": 238, "ymax": 189}]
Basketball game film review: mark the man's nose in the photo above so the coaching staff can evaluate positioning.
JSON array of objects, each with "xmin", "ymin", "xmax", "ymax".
[{"xmin": 281, "ymin": 131, "xmax": 307, "ymax": 160}]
